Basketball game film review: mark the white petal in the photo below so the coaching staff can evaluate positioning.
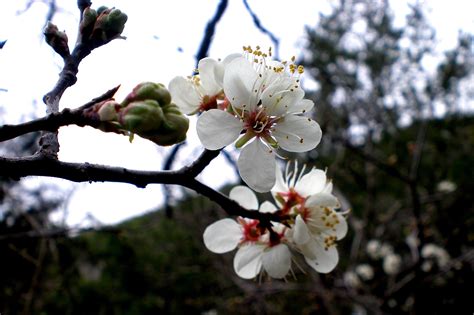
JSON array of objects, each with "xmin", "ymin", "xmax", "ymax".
[
  {"xmin": 335, "ymin": 213, "xmax": 348, "ymax": 240},
  {"xmin": 306, "ymin": 193, "xmax": 339, "ymax": 208},
  {"xmin": 273, "ymin": 115, "xmax": 322, "ymax": 152},
  {"xmin": 203, "ymin": 219, "xmax": 242, "ymax": 253},
  {"xmin": 271, "ymin": 164, "xmax": 288, "ymax": 203},
  {"xmin": 262, "ymin": 244, "xmax": 292, "ymax": 279},
  {"xmin": 237, "ymin": 139, "xmax": 276, "ymax": 193},
  {"xmin": 294, "ymin": 168, "xmax": 327, "ymax": 197},
  {"xmin": 322, "ymin": 181, "xmax": 333, "ymax": 194},
  {"xmin": 262, "ymin": 87, "xmax": 305, "ymax": 117},
  {"xmin": 287, "ymin": 99, "xmax": 314, "ymax": 114},
  {"xmin": 197, "ymin": 109, "xmax": 243, "ymax": 150},
  {"xmin": 210, "ymin": 53, "xmax": 241, "ymax": 87},
  {"xmin": 233, "ymin": 244, "xmax": 264, "ymax": 279},
  {"xmin": 224, "ymin": 57, "xmax": 258, "ymax": 111},
  {"xmin": 259, "ymin": 201, "xmax": 278, "ymax": 213},
  {"xmin": 198, "ymin": 57, "xmax": 222, "ymax": 95},
  {"xmin": 293, "ymin": 215, "xmax": 310, "ymax": 245},
  {"xmin": 304, "ymin": 240, "xmax": 339, "ymax": 273},
  {"xmin": 229, "ymin": 185, "xmax": 259, "ymax": 210},
  {"xmin": 168, "ymin": 76, "xmax": 202, "ymax": 114}
]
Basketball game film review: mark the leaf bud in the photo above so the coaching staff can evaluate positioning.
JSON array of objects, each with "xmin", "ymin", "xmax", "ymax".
[{"xmin": 43, "ymin": 22, "xmax": 70, "ymax": 58}]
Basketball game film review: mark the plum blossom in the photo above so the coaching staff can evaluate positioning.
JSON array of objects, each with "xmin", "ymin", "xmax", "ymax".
[
  {"xmin": 383, "ymin": 253, "xmax": 402, "ymax": 275},
  {"xmin": 271, "ymin": 162, "xmax": 348, "ymax": 273},
  {"xmin": 168, "ymin": 54, "xmax": 240, "ymax": 114},
  {"xmin": 355, "ymin": 264, "xmax": 374, "ymax": 281},
  {"xmin": 197, "ymin": 47, "xmax": 322, "ymax": 192},
  {"xmin": 203, "ymin": 186, "xmax": 293, "ymax": 279},
  {"xmin": 421, "ymin": 243, "xmax": 450, "ymax": 268}
]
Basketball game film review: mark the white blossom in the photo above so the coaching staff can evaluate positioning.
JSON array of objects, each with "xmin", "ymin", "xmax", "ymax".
[
  {"xmin": 343, "ymin": 271, "xmax": 361, "ymax": 288},
  {"xmin": 421, "ymin": 243, "xmax": 450, "ymax": 268},
  {"xmin": 203, "ymin": 186, "xmax": 293, "ymax": 279},
  {"xmin": 383, "ymin": 253, "xmax": 402, "ymax": 275},
  {"xmin": 271, "ymin": 162, "xmax": 348, "ymax": 273},
  {"xmin": 355, "ymin": 264, "xmax": 374, "ymax": 281},
  {"xmin": 169, "ymin": 54, "xmax": 240, "ymax": 114},
  {"xmin": 436, "ymin": 180, "xmax": 457, "ymax": 193},
  {"xmin": 196, "ymin": 47, "xmax": 322, "ymax": 192}
]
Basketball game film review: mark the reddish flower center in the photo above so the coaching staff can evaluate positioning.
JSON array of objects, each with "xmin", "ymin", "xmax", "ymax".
[
  {"xmin": 278, "ymin": 188, "xmax": 307, "ymax": 216},
  {"xmin": 199, "ymin": 95, "xmax": 218, "ymax": 112},
  {"xmin": 238, "ymin": 218, "xmax": 263, "ymax": 242}
]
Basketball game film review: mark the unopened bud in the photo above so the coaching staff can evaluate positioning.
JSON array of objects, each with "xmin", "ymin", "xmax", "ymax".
[
  {"xmin": 119, "ymin": 100, "xmax": 164, "ymax": 134},
  {"xmin": 90, "ymin": 7, "xmax": 127, "ymax": 45},
  {"xmin": 122, "ymin": 82, "xmax": 171, "ymax": 107},
  {"xmin": 97, "ymin": 100, "xmax": 120, "ymax": 121},
  {"xmin": 104, "ymin": 8, "xmax": 128, "ymax": 39},
  {"xmin": 145, "ymin": 103, "xmax": 189, "ymax": 146},
  {"xmin": 44, "ymin": 22, "xmax": 70, "ymax": 58},
  {"xmin": 79, "ymin": 7, "xmax": 97, "ymax": 41}
]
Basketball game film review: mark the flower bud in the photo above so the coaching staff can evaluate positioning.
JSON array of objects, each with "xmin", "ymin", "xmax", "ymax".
[
  {"xmin": 43, "ymin": 22, "xmax": 70, "ymax": 58},
  {"xmin": 89, "ymin": 7, "xmax": 127, "ymax": 46},
  {"xmin": 121, "ymin": 82, "xmax": 171, "ymax": 107},
  {"xmin": 119, "ymin": 100, "xmax": 164, "ymax": 135},
  {"xmin": 97, "ymin": 100, "xmax": 120, "ymax": 121},
  {"xmin": 79, "ymin": 7, "xmax": 97, "ymax": 41},
  {"xmin": 104, "ymin": 8, "xmax": 128, "ymax": 39},
  {"xmin": 146, "ymin": 103, "xmax": 189, "ymax": 146}
]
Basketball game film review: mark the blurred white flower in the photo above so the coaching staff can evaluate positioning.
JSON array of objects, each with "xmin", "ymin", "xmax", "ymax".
[
  {"xmin": 366, "ymin": 239, "xmax": 395, "ymax": 260},
  {"xmin": 366, "ymin": 239, "xmax": 382, "ymax": 259},
  {"xmin": 436, "ymin": 180, "xmax": 457, "ymax": 193},
  {"xmin": 343, "ymin": 271, "xmax": 361, "ymax": 288},
  {"xmin": 355, "ymin": 264, "xmax": 374, "ymax": 281},
  {"xmin": 383, "ymin": 253, "xmax": 402, "ymax": 275},
  {"xmin": 421, "ymin": 243, "xmax": 450, "ymax": 268}
]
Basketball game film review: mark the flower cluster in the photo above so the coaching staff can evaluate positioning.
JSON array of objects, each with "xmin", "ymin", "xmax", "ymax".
[
  {"xmin": 167, "ymin": 46, "xmax": 348, "ymax": 280},
  {"xmin": 170, "ymin": 46, "xmax": 322, "ymax": 192},
  {"xmin": 203, "ymin": 164, "xmax": 348, "ymax": 280}
]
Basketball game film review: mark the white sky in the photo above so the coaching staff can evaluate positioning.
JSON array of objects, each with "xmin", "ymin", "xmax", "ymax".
[{"xmin": 0, "ymin": 0, "xmax": 473, "ymax": 226}]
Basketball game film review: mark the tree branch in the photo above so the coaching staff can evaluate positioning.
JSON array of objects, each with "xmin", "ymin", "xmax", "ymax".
[
  {"xmin": 0, "ymin": 151, "xmax": 279, "ymax": 224},
  {"xmin": 0, "ymin": 86, "xmax": 120, "ymax": 143},
  {"xmin": 242, "ymin": 0, "xmax": 280, "ymax": 59},
  {"xmin": 195, "ymin": 0, "xmax": 228, "ymax": 65}
]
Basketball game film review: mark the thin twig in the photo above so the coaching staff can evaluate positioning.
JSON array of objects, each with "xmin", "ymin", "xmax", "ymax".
[
  {"xmin": 0, "ymin": 86, "xmax": 119, "ymax": 142},
  {"xmin": 195, "ymin": 0, "xmax": 229, "ymax": 66},
  {"xmin": 242, "ymin": 0, "xmax": 280, "ymax": 59}
]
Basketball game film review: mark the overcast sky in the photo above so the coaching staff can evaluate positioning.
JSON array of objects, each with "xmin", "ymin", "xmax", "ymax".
[{"xmin": 0, "ymin": 0, "xmax": 472, "ymax": 226}]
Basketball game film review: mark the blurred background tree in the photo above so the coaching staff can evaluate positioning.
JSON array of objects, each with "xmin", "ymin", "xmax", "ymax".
[{"xmin": 0, "ymin": 0, "xmax": 472, "ymax": 314}]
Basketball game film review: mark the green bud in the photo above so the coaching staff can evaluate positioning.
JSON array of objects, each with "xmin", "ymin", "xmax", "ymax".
[
  {"xmin": 79, "ymin": 7, "xmax": 97, "ymax": 41},
  {"xmin": 97, "ymin": 100, "xmax": 120, "ymax": 121},
  {"xmin": 119, "ymin": 100, "xmax": 164, "ymax": 134},
  {"xmin": 122, "ymin": 82, "xmax": 172, "ymax": 107},
  {"xmin": 89, "ymin": 7, "xmax": 127, "ymax": 46},
  {"xmin": 104, "ymin": 8, "xmax": 128, "ymax": 39},
  {"xmin": 43, "ymin": 22, "xmax": 70, "ymax": 58},
  {"xmin": 96, "ymin": 6, "xmax": 109, "ymax": 15},
  {"xmin": 90, "ymin": 10, "xmax": 110, "ymax": 43},
  {"xmin": 141, "ymin": 103, "xmax": 189, "ymax": 146}
]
